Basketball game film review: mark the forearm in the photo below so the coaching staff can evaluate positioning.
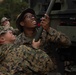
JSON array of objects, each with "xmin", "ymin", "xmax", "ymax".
[{"xmin": 47, "ymin": 27, "xmax": 71, "ymax": 47}]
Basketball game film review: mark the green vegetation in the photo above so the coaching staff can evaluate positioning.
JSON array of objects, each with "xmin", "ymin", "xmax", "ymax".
[{"xmin": 0, "ymin": 0, "xmax": 28, "ymax": 27}]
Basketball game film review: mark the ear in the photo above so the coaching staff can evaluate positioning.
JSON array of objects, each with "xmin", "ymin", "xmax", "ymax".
[
  {"xmin": 20, "ymin": 22, "xmax": 24, "ymax": 26},
  {"xmin": 0, "ymin": 36, "xmax": 5, "ymax": 42},
  {"xmin": 0, "ymin": 36, "xmax": 5, "ymax": 44}
]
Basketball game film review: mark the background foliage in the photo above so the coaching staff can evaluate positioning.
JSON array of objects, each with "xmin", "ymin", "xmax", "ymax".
[{"xmin": 0, "ymin": 0, "xmax": 29, "ymax": 27}]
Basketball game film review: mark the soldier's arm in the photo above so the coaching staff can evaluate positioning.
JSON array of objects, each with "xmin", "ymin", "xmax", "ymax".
[
  {"xmin": 46, "ymin": 27, "xmax": 71, "ymax": 47},
  {"xmin": 15, "ymin": 45, "xmax": 55, "ymax": 74},
  {"xmin": 0, "ymin": 44, "xmax": 54, "ymax": 75}
]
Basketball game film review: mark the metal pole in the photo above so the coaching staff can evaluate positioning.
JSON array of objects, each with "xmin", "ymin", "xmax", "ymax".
[{"xmin": 34, "ymin": 0, "xmax": 56, "ymax": 42}]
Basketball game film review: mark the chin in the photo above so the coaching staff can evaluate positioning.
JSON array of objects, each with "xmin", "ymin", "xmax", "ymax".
[{"xmin": 31, "ymin": 25, "xmax": 36, "ymax": 28}]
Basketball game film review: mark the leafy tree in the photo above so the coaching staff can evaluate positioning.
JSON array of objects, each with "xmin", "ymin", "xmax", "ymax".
[{"xmin": 0, "ymin": 0, "xmax": 28, "ymax": 27}]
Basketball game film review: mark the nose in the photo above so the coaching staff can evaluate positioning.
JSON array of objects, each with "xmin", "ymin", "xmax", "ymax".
[
  {"xmin": 32, "ymin": 16, "xmax": 35, "ymax": 18},
  {"xmin": 31, "ymin": 16, "xmax": 36, "ymax": 20}
]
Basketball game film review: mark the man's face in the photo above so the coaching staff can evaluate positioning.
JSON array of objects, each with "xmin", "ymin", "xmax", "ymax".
[
  {"xmin": 20, "ymin": 13, "xmax": 37, "ymax": 28},
  {"xmin": 2, "ymin": 30, "xmax": 16, "ymax": 43},
  {"xmin": 2, "ymin": 20, "xmax": 10, "ymax": 26}
]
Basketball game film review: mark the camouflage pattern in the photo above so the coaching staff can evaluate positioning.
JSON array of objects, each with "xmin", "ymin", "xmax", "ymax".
[
  {"xmin": 0, "ymin": 44, "xmax": 54, "ymax": 75},
  {"xmin": 1, "ymin": 17, "xmax": 9, "ymax": 23},
  {"xmin": 11, "ymin": 27, "xmax": 20, "ymax": 35},
  {"xmin": 42, "ymin": 27, "xmax": 71, "ymax": 47},
  {"xmin": 0, "ymin": 26, "xmax": 13, "ymax": 35},
  {"xmin": 15, "ymin": 27, "xmax": 71, "ymax": 49},
  {"xmin": 14, "ymin": 27, "xmax": 71, "ymax": 72},
  {"xmin": 14, "ymin": 32, "xmax": 32, "ymax": 47},
  {"xmin": 0, "ymin": 25, "xmax": 19, "ymax": 36}
]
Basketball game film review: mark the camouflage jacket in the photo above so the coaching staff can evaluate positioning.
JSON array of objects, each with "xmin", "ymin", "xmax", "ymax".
[
  {"xmin": 15, "ymin": 27, "xmax": 71, "ymax": 51},
  {"xmin": 0, "ymin": 44, "xmax": 54, "ymax": 75},
  {"xmin": 10, "ymin": 27, "xmax": 20, "ymax": 35},
  {"xmin": 14, "ymin": 27, "xmax": 71, "ymax": 70}
]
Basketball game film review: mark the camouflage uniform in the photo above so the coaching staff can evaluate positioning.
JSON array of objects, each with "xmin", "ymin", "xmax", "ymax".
[
  {"xmin": 0, "ymin": 44, "xmax": 54, "ymax": 75},
  {"xmin": 4, "ymin": 26, "xmax": 20, "ymax": 35},
  {"xmin": 0, "ymin": 26, "xmax": 54, "ymax": 75},
  {"xmin": 0, "ymin": 17, "xmax": 19, "ymax": 35},
  {"xmin": 11, "ymin": 27, "xmax": 20, "ymax": 35},
  {"xmin": 0, "ymin": 26, "xmax": 13, "ymax": 35},
  {"xmin": 14, "ymin": 27, "xmax": 71, "ymax": 75},
  {"xmin": 15, "ymin": 27, "xmax": 71, "ymax": 51}
]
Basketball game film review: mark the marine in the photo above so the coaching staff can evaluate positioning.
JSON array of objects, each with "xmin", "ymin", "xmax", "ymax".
[{"xmin": 0, "ymin": 26, "xmax": 54, "ymax": 75}]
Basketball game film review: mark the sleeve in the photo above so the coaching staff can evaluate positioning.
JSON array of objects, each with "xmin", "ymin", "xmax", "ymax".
[
  {"xmin": 46, "ymin": 27, "xmax": 71, "ymax": 47},
  {"xmin": 0, "ymin": 44, "xmax": 11, "ymax": 62},
  {"xmin": 15, "ymin": 45, "xmax": 55, "ymax": 74},
  {"xmin": 0, "ymin": 45, "xmax": 55, "ymax": 75},
  {"xmin": 0, "ymin": 52, "xmax": 5, "ymax": 62}
]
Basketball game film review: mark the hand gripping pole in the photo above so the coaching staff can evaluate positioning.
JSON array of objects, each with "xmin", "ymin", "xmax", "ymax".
[{"xmin": 35, "ymin": 0, "xmax": 56, "ymax": 42}]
